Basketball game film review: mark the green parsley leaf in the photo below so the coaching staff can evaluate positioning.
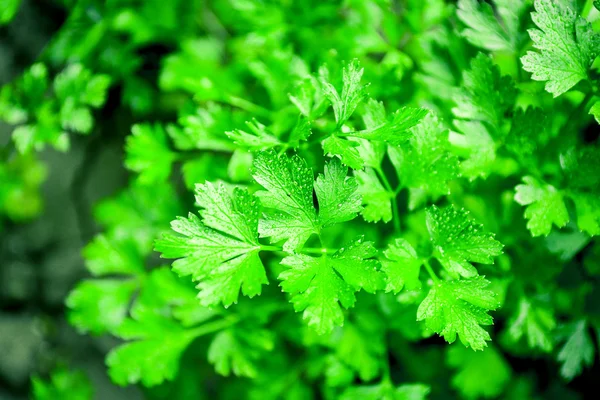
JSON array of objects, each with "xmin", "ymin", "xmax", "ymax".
[
  {"xmin": 514, "ymin": 176, "xmax": 569, "ymax": 237},
  {"xmin": 252, "ymin": 151, "xmax": 318, "ymax": 250},
  {"xmin": 59, "ymin": 99, "xmax": 92, "ymax": 134},
  {"xmin": 125, "ymin": 124, "xmax": 176, "ymax": 184},
  {"xmin": 105, "ymin": 267, "xmax": 222, "ymax": 387},
  {"xmin": 506, "ymin": 107, "xmax": 550, "ymax": 169},
  {"xmin": 426, "ymin": 206, "xmax": 503, "ymax": 278},
  {"xmin": 521, "ymin": 0, "xmax": 600, "ymax": 97},
  {"xmin": 341, "ymin": 382, "xmax": 430, "ymax": 400},
  {"xmin": 66, "ymin": 279, "xmax": 138, "ymax": 335},
  {"xmin": 94, "ymin": 182, "xmax": 182, "ymax": 254},
  {"xmin": 589, "ymin": 100, "xmax": 600, "ymax": 124},
  {"xmin": 288, "ymin": 76, "xmax": 328, "ymax": 120},
  {"xmin": 417, "ymin": 276, "xmax": 500, "ymax": 350},
  {"xmin": 82, "ymin": 234, "xmax": 145, "ymax": 277},
  {"xmin": 447, "ymin": 345, "xmax": 511, "ymax": 399},
  {"xmin": 569, "ymin": 192, "xmax": 600, "ymax": 236},
  {"xmin": 322, "ymin": 135, "xmax": 364, "ymax": 170},
  {"xmin": 155, "ymin": 182, "xmax": 267, "ymax": 307},
  {"xmin": 106, "ymin": 306, "xmax": 198, "ymax": 387},
  {"xmin": 556, "ymin": 320, "xmax": 595, "ymax": 381},
  {"xmin": 67, "ymin": 235, "xmax": 144, "ymax": 335},
  {"xmin": 252, "ymin": 151, "xmax": 361, "ymax": 251},
  {"xmin": 382, "ymin": 238, "xmax": 422, "ymax": 293},
  {"xmin": 453, "ymin": 53, "xmax": 517, "ymax": 130},
  {"xmin": 53, "ymin": 64, "xmax": 110, "ymax": 108},
  {"xmin": 168, "ymin": 104, "xmax": 234, "ymax": 152},
  {"xmin": 208, "ymin": 328, "xmax": 274, "ymax": 378},
  {"xmin": 506, "ymin": 296, "xmax": 556, "ymax": 352},
  {"xmin": 314, "ymin": 157, "xmax": 362, "ymax": 227},
  {"xmin": 279, "ymin": 237, "xmax": 383, "ymax": 334},
  {"xmin": 321, "ymin": 59, "xmax": 369, "ymax": 126},
  {"xmin": 0, "ymin": 0, "xmax": 21, "ymax": 25},
  {"xmin": 453, "ymin": 120, "xmax": 496, "ymax": 180},
  {"xmin": 287, "ymin": 115, "xmax": 312, "ymax": 148},
  {"xmin": 457, "ymin": 0, "xmax": 522, "ymax": 52},
  {"xmin": 32, "ymin": 367, "xmax": 92, "ymax": 400},
  {"xmin": 329, "ymin": 318, "xmax": 385, "ymax": 381},
  {"xmin": 355, "ymin": 168, "xmax": 392, "ymax": 223},
  {"xmin": 226, "ymin": 119, "xmax": 282, "ymax": 151},
  {"xmin": 351, "ymin": 107, "xmax": 429, "ymax": 146},
  {"xmin": 389, "ymin": 114, "xmax": 459, "ymax": 206}
]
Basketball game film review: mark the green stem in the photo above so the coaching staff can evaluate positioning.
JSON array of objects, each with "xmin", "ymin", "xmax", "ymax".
[
  {"xmin": 375, "ymin": 167, "xmax": 400, "ymax": 232},
  {"xmin": 222, "ymin": 94, "xmax": 272, "ymax": 120},
  {"xmin": 381, "ymin": 353, "xmax": 391, "ymax": 384},
  {"xmin": 423, "ymin": 259, "xmax": 440, "ymax": 283},
  {"xmin": 260, "ymin": 244, "xmax": 334, "ymax": 255},
  {"xmin": 185, "ymin": 316, "xmax": 240, "ymax": 339}
]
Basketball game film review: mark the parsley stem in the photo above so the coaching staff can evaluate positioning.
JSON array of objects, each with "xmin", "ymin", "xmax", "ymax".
[
  {"xmin": 260, "ymin": 244, "xmax": 334, "ymax": 255},
  {"xmin": 423, "ymin": 259, "xmax": 440, "ymax": 283},
  {"xmin": 381, "ymin": 353, "xmax": 391, "ymax": 384},
  {"xmin": 185, "ymin": 316, "xmax": 240, "ymax": 339},
  {"xmin": 375, "ymin": 167, "xmax": 400, "ymax": 232},
  {"xmin": 222, "ymin": 94, "xmax": 272, "ymax": 119}
]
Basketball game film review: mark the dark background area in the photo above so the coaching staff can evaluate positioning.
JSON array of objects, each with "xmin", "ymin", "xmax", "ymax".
[{"xmin": 0, "ymin": 1, "xmax": 139, "ymax": 398}]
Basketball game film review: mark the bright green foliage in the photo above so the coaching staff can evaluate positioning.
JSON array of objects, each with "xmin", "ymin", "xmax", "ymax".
[
  {"xmin": 453, "ymin": 53, "xmax": 517, "ymax": 130},
  {"xmin": 208, "ymin": 328, "xmax": 274, "ymax": 378},
  {"xmin": 389, "ymin": 114, "xmax": 459, "ymax": 207},
  {"xmin": 521, "ymin": 0, "xmax": 600, "ymax": 96},
  {"xmin": 67, "ymin": 279, "xmax": 138, "ymax": 335},
  {"xmin": 0, "ymin": 63, "xmax": 110, "ymax": 153},
  {"xmin": 322, "ymin": 135, "xmax": 365, "ymax": 170},
  {"xmin": 5, "ymin": 0, "xmax": 600, "ymax": 397},
  {"xmin": 156, "ymin": 183, "xmax": 267, "ymax": 307},
  {"xmin": 106, "ymin": 311, "xmax": 197, "ymax": 387},
  {"xmin": 426, "ymin": 206, "xmax": 503, "ymax": 278},
  {"xmin": 457, "ymin": 0, "xmax": 524, "ymax": 52},
  {"xmin": 0, "ymin": 153, "xmax": 46, "ymax": 221},
  {"xmin": 32, "ymin": 367, "xmax": 92, "ymax": 400},
  {"xmin": 562, "ymin": 147, "xmax": 600, "ymax": 236},
  {"xmin": 252, "ymin": 151, "xmax": 361, "ymax": 251},
  {"xmin": 0, "ymin": 0, "xmax": 21, "ymax": 24},
  {"xmin": 321, "ymin": 59, "xmax": 369, "ymax": 126},
  {"xmin": 506, "ymin": 107, "xmax": 550, "ymax": 169},
  {"xmin": 105, "ymin": 267, "xmax": 244, "ymax": 386},
  {"xmin": 328, "ymin": 316, "xmax": 386, "ymax": 381},
  {"xmin": 570, "ymin": 193, "xmax": 600, "ymax": 236},
  {"xmin": 226, "ymin": 119, "xmax": 282, "ymax": 151},
  {"xmin": 93, "ymin": 182, "xmax": 182, "ymax": 253},
  {"xmin": 355, "ymin": 168, "xmax": 392, "ymax": 223},
  {"xmin": 352, "ymin": 107, "xmax": 429, "ymax": 145},
  {"xmin": 589, "ymin": 101, "xmax": 600, "ymax": 123},
  {"xmin": 280, "ymin": 238, "xmax": 383, "ymax": 334},
  {"xmin": 417, "ymin": 276, "xmax": 499, "ymax": 350},
  {"xmin": 556, "ymin": 320, "xmax": 595, "ymax": 380},
  {"xmin": 447, "ymin": 345, "xmax": 511, "ymax": 399},
  {"xmin": 515, "ymin": 176, "xmax": 569, "ymax": 237},
  {"xmin": 382, "ymin": 238, "xmax": 422, "ymax": 293},
  {"xmin": 66, "ymin": 236, "xmax": 143, "ymax": 335},
  {"xmin": 341, "ymin": 382, "xmax": 430, "ymax": 400},
  {"xmin": 506, "ymin": 296, "xmax": 556, "ymax": 352},
  {"xmin": 453, "ymin": 120, "xmax": 496, "ymax": 180},
  {"xmin": 125, "ymin": 124, "xmax": 177, "ymax": 184}
]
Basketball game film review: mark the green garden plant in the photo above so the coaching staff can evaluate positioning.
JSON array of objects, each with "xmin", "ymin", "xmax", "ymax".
[{"xmin": 1, "ymin": 0, "xmax": 600, "ymax": 399}]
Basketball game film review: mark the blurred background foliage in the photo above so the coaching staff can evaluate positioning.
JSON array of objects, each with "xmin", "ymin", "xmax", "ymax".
[{"xmin": 0, "ymin": 0, "xmax": 599, "ymax": 399}]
